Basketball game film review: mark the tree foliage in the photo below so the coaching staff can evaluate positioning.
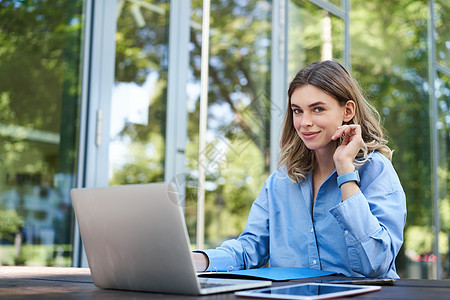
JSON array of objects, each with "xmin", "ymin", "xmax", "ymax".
[
  {"xmin": 0, "ymin": 209, "xmax": 23, "ymax": 242},
  {"xmin": 1, "ymin": 0, "xmax": 447, "ymax": 275},
  {"xmin": 350, "ymin": 1, "xmax": 434, "ymax": 227},
  {"xmin": 112, "ymin": 1, "xmax": 448, "ymax": 262}
]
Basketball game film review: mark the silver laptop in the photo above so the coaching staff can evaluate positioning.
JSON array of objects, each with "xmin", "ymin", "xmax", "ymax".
[{"xmin": 70, "ymin": 182, "xmax": 271, "ymax": 295}]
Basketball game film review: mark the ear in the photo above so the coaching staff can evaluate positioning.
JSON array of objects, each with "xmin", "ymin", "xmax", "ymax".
[{"xmin": 343, "ymin": 100, "xmax": 356, "ymax": 122}]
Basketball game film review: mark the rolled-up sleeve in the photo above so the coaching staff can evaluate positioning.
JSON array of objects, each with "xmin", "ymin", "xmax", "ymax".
[{"xmin": 329, "ymin": 155, "xmax": 407, "ymax": 278}]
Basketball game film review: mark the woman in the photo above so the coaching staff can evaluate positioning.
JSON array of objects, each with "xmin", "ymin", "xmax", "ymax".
[{"xmin": 193, "ymin": 60, "xmax": 406, "ymax": 278}]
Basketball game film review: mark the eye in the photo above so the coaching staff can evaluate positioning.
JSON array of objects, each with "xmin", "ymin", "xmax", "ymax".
[
  {"xmin": 313, "ymin": 107, "xmax": 324, "ymax": 113},
  {"xmin": 292, "ymin": 108, "xmax": 302, "ymax": 114}
]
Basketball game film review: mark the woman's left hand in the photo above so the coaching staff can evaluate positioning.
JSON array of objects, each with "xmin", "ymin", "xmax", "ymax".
[{"xmin": 331, "ymin": 124, "xmax": 364, "ymax": 175}]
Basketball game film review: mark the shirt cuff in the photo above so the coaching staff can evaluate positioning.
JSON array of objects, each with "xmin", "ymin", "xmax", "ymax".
[
  {"xmin": 329, "ymin": 191, "xmax": 381, "ymax": 244},
  {"xmin": 197, "ymin": 249, "xmax": 236, "ymax": 272}
]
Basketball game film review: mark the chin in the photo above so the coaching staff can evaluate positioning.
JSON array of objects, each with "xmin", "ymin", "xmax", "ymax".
[
  {"xmin": 302, "ymin": 140, "xmax": 334, "ymax": 152},
  {"xmin": 302, "ymin": 143, "xmax": 320, "ymax": 151}
]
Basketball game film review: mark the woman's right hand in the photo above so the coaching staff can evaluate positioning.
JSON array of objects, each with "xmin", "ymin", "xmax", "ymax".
[{"xmin": 193, "ymin": 252, "xmax": 209, "ymax": 272}]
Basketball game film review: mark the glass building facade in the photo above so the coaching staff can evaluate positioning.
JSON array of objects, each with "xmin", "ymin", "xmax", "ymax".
[{"xmin": 0, "ymin": 0, "xmax": 448, "ymax": 279}]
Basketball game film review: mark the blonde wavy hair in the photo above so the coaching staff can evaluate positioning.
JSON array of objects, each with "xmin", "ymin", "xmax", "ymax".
[{"xmin": 278, "ymin": 60, "xmax": 392, "ymax": 183}]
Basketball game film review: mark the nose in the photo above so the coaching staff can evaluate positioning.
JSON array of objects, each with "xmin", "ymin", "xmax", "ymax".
[{"xmin": 300, "ymin": 112, "xmax": 313, "ymax": 127}]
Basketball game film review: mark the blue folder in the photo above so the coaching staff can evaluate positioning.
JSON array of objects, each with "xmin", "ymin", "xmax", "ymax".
[{"xmin": 199, "ymin": 267, "xmax": 336, "ymax": 281}]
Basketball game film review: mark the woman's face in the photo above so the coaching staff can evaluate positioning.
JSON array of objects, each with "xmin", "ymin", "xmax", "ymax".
[{"xmin": 291, "ymin": 84, "xmax": 347, "ymax": 152}]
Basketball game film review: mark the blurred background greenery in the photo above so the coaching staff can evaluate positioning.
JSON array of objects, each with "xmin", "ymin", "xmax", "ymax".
[{"xmin": 0, "ymin": 0, "xmax": 448, "ymax": 279}]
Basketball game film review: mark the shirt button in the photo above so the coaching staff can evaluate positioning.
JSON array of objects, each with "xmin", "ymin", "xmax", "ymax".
[
  {"xmin": 310, "ymin": 228, "xmax": 314, "ymax": 233},
  {"xmin": 344, "ymin": 230, "xmax": 349, "ymax": 235},
  {"xmin": 312, "ymin": 260, "xmax": 317, "ymax": 264}
]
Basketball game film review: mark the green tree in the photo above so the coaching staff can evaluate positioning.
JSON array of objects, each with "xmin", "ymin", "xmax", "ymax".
[
  {"xmin": 350, "ymin": 1, "xmax": 432, "ymax": 228},
  {"xmin": 112, "ymin": 0, "xmax": 273, "ymax": 245},
  {"xmin": 0, "ymin": 209, "xmax": 23, "ymax": 242},
  {"xmin": 0, "ymin": 0, "xmax": 83, "ymax": 267},
  {"xmin": 350, "ymin": 0, "xmax": 449, "ymax": 277}
]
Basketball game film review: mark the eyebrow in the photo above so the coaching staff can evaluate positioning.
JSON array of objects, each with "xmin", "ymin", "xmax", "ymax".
[{"xmin": 290, "ymin": 101, "xmax": 327, "ymax": 109}]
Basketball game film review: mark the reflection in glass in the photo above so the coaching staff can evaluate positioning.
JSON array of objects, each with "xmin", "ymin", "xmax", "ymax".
[
  {"xmin": 187, "ymin": 0, "xmax": 272, "ymax": 247},
  {"xmin": 350, "ymin": 0, "xmax": 436, "ymax": 279},
  {"xmin": 436, "ymin": 71, "xmax": 449, "ymax": 278},
  {"xmin": 288, "ymin": 0, "xmax": 344, "ymax": 80},
  {"xmin": 109, "ymin": 0, "xmax": 170, "ymax": 186},
  {"xmin": 0, "ymin": 0, "xmax": 84, "ymax": 266},
  {"xmin": 434, "ymin": 0, "xmax": 449, "ymax": 69}
]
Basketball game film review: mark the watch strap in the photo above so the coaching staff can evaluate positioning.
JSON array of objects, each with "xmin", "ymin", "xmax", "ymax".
[{"xmin": 337, "ymin": 170, "xmax": 360, "ymax": 187}]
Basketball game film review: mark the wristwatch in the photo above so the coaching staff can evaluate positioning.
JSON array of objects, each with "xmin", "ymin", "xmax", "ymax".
[{"xmin": 337, "ymin": 170, "xmax": 360, "ymax": 188}]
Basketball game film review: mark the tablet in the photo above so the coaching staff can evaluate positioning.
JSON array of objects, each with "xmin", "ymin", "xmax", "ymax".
[
  {"xmin": 235, "ymin": 283, "xmax": 381, "ymax": 299},
  {"xmin": 316, "ymin": 278, "xmax": 396, "ymax": 285}
]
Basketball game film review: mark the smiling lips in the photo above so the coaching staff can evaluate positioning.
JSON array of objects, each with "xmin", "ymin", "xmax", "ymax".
[{"xmin": 301, "ymin": 131, "xmax": 320, "ymax": 140}]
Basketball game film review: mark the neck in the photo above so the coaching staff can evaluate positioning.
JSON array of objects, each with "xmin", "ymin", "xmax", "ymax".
[{"xmin": 313, "ymin": 142, "xmax": 337, "ymax": 176}]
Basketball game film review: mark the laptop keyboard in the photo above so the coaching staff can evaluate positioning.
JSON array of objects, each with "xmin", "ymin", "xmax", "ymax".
[{"xmin": 199, "ymin": 280, "xmax": 235, "ymax": 289}]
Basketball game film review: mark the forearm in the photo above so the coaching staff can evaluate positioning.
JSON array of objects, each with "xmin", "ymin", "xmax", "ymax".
[
  {"xmin": 335, "ymin": 158, "xmax": 360, "ymax": 201},
  {"xmin": 350, "ymin": 229, "xmax": 398, "ymax": 278},
  {"xmin": 339, "ymin": 180, "xmax": 360, "ymax": 201},
  {"xmin": 330, "ymin": 191, "xmax": 405, "ymax": 278},
  {"xmin": 200, "ymin": 238, "xmax": 266, "ymax": 271}
]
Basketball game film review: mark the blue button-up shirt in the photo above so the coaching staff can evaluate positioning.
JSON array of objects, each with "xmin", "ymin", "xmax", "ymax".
[{"xmin": 202, "ymin": 152, "xmax": 406, "ymax": 278}]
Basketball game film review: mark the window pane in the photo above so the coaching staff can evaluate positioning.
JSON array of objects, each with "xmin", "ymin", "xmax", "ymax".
[
  {"xmin": 436, "ymin": 71, "xmax": 449, "ymax": 278},
  {"xmin": 434, "ymin": 0, "xmax": 450, "ymax": 69},
  {"xmin": 0, "ymin": 0, "xmax": 84, "ymax": 266},
  {"xmin": 288, "ymin": 0, "xmax": 344, "ymax": 80},
  {"xmin": 187, "ymin": 0, "xmax": 272, "ymax": 247},
  {"xmin": 109, "ymin": 1, "xmax": 169, "ymax": 186},
  {"xmin": 351, "ymin": 0, "xmax": 434, "ymax": 279}
]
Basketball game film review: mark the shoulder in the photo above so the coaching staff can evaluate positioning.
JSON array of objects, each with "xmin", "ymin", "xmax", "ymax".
[
  {"xmin": 358, "ymin": 151, "xmax": 403, "ymax": 193},
  {"xmin": 261, "ymin": 167, "xmax": 300, "ymax": 192},
  {"xmin": 360, "ymin": 151, "xmax": 392, "ymax": 168},
  {"xmin": 253, "ymin": 168, "xmax": 304, "ymax": 210}
]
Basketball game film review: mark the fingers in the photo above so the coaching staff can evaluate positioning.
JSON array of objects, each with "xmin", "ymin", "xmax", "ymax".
[
  {"xmin": 332, "ymin": 124, "xmax": 361, "ymax": 140},
  {"xmin": 332, "ymin": 124, "xmax": 364, "ymax": 167}
]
